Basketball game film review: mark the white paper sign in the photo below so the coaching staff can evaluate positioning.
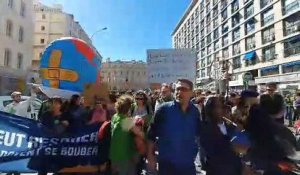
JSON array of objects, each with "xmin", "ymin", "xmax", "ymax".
[{"xmin": 147, "ymin": 49, "xmax": 196, "ymax": 84}]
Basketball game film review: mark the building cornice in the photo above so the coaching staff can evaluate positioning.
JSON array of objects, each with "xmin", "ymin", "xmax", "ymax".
[{"xmin": 171, "ymin": 0, "xmax": 199, "ymax": 36}]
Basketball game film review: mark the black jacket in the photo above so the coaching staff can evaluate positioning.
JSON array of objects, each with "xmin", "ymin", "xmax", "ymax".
[{"xmin": 200, "ymin": 120, "xmax": 242, "ymax": 175}]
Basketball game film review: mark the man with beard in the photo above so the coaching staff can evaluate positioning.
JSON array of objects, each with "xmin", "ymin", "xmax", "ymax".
[
  {"xmin": 154, "ymin": 83, "xmax": 174, "ymax": 111},
  {"xmin": 147, "ymin": 79, "xmax": 201, "ymax": 175}
]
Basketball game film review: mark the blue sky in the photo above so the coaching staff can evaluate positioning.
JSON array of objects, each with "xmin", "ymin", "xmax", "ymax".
[{"xmin": 41, "ymin": 0, "xmax": 191, "ymax": 61}]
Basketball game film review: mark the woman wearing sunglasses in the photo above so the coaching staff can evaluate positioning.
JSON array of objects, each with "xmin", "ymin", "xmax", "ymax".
[
  {"xmin": 88, "ymin": 97, "xmax": 108, "ymax": 125},
  {"xmin": 131, "ymin": 91, "xmax": 153, "ymax": 127},
  {"xmin": 131, "ymin": 90, "xmax": 153, "ymax": 174}
]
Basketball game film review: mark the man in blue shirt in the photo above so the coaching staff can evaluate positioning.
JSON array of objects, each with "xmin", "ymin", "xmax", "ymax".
[{"xmin": 147, "ymin": 79, "xmax": 201, "ymax": 175}]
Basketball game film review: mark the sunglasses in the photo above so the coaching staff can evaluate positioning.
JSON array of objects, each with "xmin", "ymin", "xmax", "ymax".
[{"xmin": 176, "ymin": 87, "xmax": 190, "ymax": 92}]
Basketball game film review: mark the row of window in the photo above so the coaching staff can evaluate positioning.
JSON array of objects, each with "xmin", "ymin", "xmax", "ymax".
[
  {"xmin": 5, "ymin": 20, "xmax": 24, "ymax": 42},
  {"xmin": 102, "ymin": 71, "xmax": 146, "ymax": 77},
  {"xmin": 226, "ymin": 62, "xmax": 300, "ymax": 81},
  {"xmin": 7, "ymin": 0, "xmax": 26, "ymax": 17},
  {"xmin": 183, "ymin": 12, "xmax": 300, "ymax": 58},
  {"xmin": 198, "ymin": 39, "xmax": 299, "ymax": 72},
  {"xmin": 198, "ymin": 24, "xmax": 275, "ymax": 58},
  {"xmin": 174, "ymin": 0, "xmax": 299, "ymax": 49},
  {"xmin": 3, "ymin": 49, "xmax": 24, "ymax": 69}
]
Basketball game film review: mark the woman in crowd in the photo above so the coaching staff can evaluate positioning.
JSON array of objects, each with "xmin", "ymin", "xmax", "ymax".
[
  {"xmin": 40, "ymin": 96, "xmax": 69, "ymax": 135},
  {"xmin": 232, "ymin": 90, "xmax": 259, "ymax": 130},
  {"xmin": 64, "ymin": 94, "xmax": 87, "ymax": 132},
  {"xmin": 107, "ymin": 93, "xmax": 118, "ymax": 120},
  {"xmin": 110, "ymin": 95, "xmax": 145, "ymax": 175},
  {"xmin": 200, "ymin": 96, "xmax": 242, "ymax": 175},
  {"xmin": 244, "ymin": 104, "xmax": 297, "ymax": 174},
  {"xmin": 131, "ymin": 90, "xmax": 153, "ymax": 174},
  {"xmin": 88, "ymin": 97, "xmax": 108, "ymax": 125},
  {"xmin": 131, "ymin": 90, "xmax": 153, "ymax": 130}
]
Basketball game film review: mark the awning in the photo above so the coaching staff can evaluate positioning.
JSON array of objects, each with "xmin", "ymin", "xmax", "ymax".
[
  {"xmin": 244, "ymin": 51, "xmax": 256, "ymax": 60},
  {"xmin": 261, "ymin": 65, "xmax": 279, "ymax": 72},
  {"xmin": 282, "ymin": 61, "xmax": 300, "ymax": 67}
]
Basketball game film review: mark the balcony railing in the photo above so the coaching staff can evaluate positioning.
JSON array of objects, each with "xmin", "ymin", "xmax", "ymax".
[
  {"xmin": 261, "ymin": 0, "xmax": 273, "ymax": 8},
  {"xmin": 245, "ymin": 8, "xmax": 254, "ymax": 19},
  {"xmin": 262, "ymin": 34, "xmax": 275, "ymax": 44},
  {"xmin": 208, "ymin": 59, "xmax": 212, "ymax": 65},
  {"xmin": 206, "ymin": 5, "xmax": 211, "ymax": 12},
  {"xmin": 261, "ymin": 53, "xmax": 276, "ymax": 62},
  {"xmin": 207, "ymin": 39, "xmax": 212, "ymax": 44},
  {"xmin": 284, "ymin": 46, "xmax": 300, "ymax": 57},
  {"xmin": 222, "ymin": 14, "xmax": 228, "ymax": 21},
  {"xmin": 262, "ymin": 15, "xmax": 274, "ymax": 26},
  {"xmin": 233, "ymin": 33, "xmax": 240, "ymax": 41},
  {"xmin": 246, "ymin": 42, "xmax": 256, "ymax": 50},
  {"xmin": 214, "ymin": 20, "xmax": 219, "ymax": 28},
  {"xmin": 232, "ymin": 4, "xmax": 239, "ymax": 13},
  {"xmin": 214, "ymin": 33, "xmax": 219, "ymax": 39},
  {"xmin": 207, "ymin": 27, "xmax": 212, "ymax": 33},
  {"xmin": 213, "ymin": 10, "xmax": 218, "ymax": 17},
  {"xmin": 233, "ymin": 63, "xmax": 241, "ymax": 69},
  {"xmin": 245, "ymin": 59, "xmax": 257, "ymax": 66},
  {"xmin": 244, "ymin": 0, "xmax": 253, "ymax": 4},
  {"xmin": 283, "ymin": 0, "xmax": 300, "ymax": 15},
  {"xmin": 215, "ymin": 43, "xmax": 220, "ymax": 49},
  {"xmin": 285, "ymin": 23, "xmax": 300, "ymax": 36},
  {"xmin": 221, "ymin": 1, "xmax": 228, "ymax": 9},
  {"xmin": 222, "ymin": 26, "xmax": 229, "ymax": 33},
  {"xmin": 233, "ymin": 49, "xmax": 241, "ymax": 55},
  {"xmin": 246, "ymin": 26, "xmax": 255, "ymax": 35},
  {"xmin": 213, "ymin": 0, "xmax": 218, "ymax": 6},
  {"xmin": 223, "ymin": 40, "xmax": 229, "ymax": 46},
  {"xmin": 232, "ymin": 18, "xmax": 240, "ymax": 26}
]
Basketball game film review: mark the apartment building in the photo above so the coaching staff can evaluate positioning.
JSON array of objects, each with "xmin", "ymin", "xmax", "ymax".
[
  {"xmin": 32, "ymin": 1, "xmax": 93, "ymax": 71},
  {"xmin": 172, "ymin": 0, "xmax": 300, "ymax": 91},
  {"xmin": 0, "ymin": 0, "xmax": 34, "ymax": 95}
]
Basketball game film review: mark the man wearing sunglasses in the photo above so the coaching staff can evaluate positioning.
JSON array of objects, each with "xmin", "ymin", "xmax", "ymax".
[{"xmin": 147, "ymin": 79, "xmax": 201, "ymax": 175}]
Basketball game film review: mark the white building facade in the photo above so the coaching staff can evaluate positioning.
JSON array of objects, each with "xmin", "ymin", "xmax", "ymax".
[
  {"xmin": 32, "ymin": 1, "xmax": 93, "ymax": 70},
  {"xmin": 172, "ymin": 0, "xmax": 300, "ymax": 92},
  {"xmin": 0, "ymin": 0, "xmax": 34, "ymax": 95},
  {"xmin": 100, "ymin": 58, "xmax": 148, "ymax": 91}
]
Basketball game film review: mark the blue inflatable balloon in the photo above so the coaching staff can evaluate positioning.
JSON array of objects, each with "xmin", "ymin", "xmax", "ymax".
[{"xmin": 39, "ymin": 37, "xmax": 101, "ymax": 94}]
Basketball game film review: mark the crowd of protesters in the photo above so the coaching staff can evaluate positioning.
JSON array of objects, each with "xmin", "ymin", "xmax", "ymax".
[{"xmin": 3, "ymin": 80, "xmax": 300, "ymax": 175}]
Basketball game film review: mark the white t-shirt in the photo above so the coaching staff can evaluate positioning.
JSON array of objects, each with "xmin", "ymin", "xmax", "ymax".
[{"xmin": 4, "ymin": 93, "xmax": 36, "ymax": 118}]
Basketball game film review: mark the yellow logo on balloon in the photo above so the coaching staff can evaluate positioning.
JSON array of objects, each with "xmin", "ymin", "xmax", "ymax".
[{"xmin": 40, "ymin": 50, "xmax": 79, "ymax": 88}]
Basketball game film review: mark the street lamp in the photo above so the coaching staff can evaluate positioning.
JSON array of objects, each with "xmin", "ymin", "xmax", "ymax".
[{"xmin": 90, "ymin": 27, "xmax": 107, "ymax": 40}]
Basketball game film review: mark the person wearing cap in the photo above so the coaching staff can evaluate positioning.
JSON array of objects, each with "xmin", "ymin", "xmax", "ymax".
[
  {"xmin": 4, "ymin": 86, "xmax": 39, "ymax": 118},
  {"xmin": 147, "ymin": 79, "xmax": 201, "ymax": 175},
  {"xmin": 260, "ymin": 82, "xmax": 285, "ymax": 124}
]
